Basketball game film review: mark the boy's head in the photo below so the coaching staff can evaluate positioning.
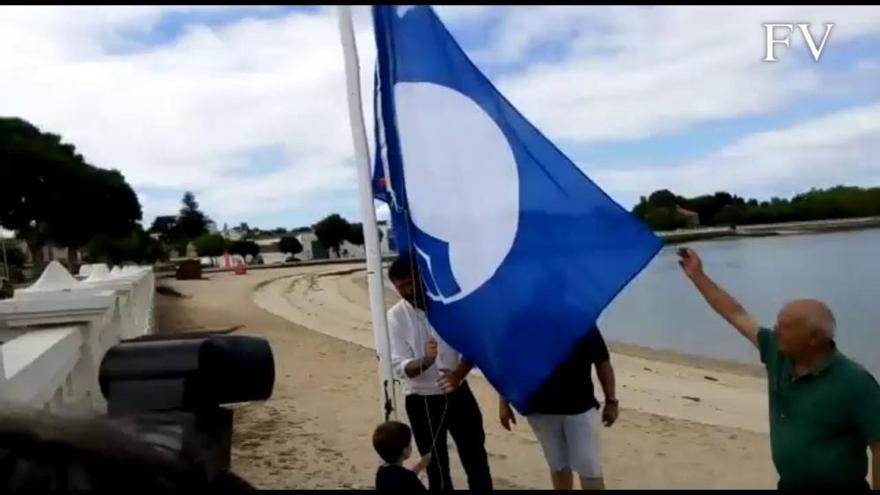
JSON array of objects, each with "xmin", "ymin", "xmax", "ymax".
[{"xmin": 372, "ymin": 421, "xmax": 413, "ymax": 464}]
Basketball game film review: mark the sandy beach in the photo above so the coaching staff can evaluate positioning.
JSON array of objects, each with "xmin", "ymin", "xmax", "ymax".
[{"xmin": 156, "ymin": 264, "xmax": 777, "ymax": 489}]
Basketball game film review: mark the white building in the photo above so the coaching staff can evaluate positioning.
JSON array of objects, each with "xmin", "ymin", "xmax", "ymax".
[{"xmin": 286, "ymin": 222, "xmax": 396, "ymax": 262}]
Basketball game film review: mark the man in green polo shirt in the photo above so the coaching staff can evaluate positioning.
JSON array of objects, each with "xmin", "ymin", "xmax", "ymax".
[{"xmin": 678, "ymin": 247, "xmax": 880, "ymax": 490}]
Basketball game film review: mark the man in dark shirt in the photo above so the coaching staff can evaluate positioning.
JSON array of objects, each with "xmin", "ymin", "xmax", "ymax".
[{"xmin": 498, "ymin": 327, "xmax": 618, "ymax": 490}]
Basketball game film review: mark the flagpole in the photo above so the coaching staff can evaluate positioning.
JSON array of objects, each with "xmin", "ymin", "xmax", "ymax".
[{"xmin": 336, "ymin": 5, "xmax": 398, "ymax": 421}]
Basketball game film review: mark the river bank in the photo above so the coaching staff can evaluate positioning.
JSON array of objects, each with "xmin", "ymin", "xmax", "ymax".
[{"xmin": 658, "ymin": 216, "xmax": 880, "ymax": 244}]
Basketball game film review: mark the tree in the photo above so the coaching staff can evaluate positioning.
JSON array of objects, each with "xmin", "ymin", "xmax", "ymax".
[
  {"xmin": 347, "ymin": 222, "xmax": 365, "ymax": 246},
  {"xmin": 228, "ymin": 240, "xmax": 260, "ymax": 259},
  {"xmin": 0, "ymin": 117, "xmax": 142, "ymax": 272},
  {"xmin": 177, "ymin": 192, "xmax": 210, "ymax": 241},
  {"xmin": 192, "ymin": 234, "xmax": 226, "ymax": 258},
  {"xmin": 272, "ymin": 227, "xmax": 287, "ymax": 236},
  {"xmin": 50, "ymin": 166, "xmax": 142, "ymax": 268},
  {"xmin": 1, "ymin": 243, "xmax": 28, "ymax": 282},
  {"xmin": 279, "ymin": 236, "xmax": 303, "ymax": 256},
  {"xmin": 712, "ymin": 204, "xmax": 747, "ymax": 226},
  {"xmin": 633, "ymin": 185, "xmax": 880, "ymax": 231},
  {"xmin": 84, "ymin": 225, "xmax": 168, "ymax": 266},
  {"xmin": 643, "ymin": 207, "xmax": 689, "ymax": 231},
  {"xmin": 647, "ymin": 189, "xmax": 680, "ymax": 208},
  {"xmin": 149, "ymin": 216, "xmax": 178, "ymax": 239},
  {"xmin": 312, "ymin": 214, "xmax": 351, "ymax": 257}
]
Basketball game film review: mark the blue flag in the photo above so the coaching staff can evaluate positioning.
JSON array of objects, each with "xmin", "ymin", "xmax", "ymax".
[{"xmin": 371, "ymin": 5, "xmax": 662, "ymax": 412}]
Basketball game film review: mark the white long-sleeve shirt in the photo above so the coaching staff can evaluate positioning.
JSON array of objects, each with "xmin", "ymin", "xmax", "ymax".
[{"xmin": 387, "ymin": 299, "xmax": 463, "ymax": 396}]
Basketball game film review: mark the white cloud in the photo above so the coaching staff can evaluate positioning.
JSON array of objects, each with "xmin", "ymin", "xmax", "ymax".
[
  {"xmin": 0, "ymin": 6, "xmax": 377, "ymax": 227},
  {"xmin": 1, "ymin": 5, "xmax": 878, "ymax": 229},
  {"xmin": 591, "ymin": 102, "xmax": 880, "ymax": 206},
  {"xmin": 481, "ymin": 6, "xmax": 880, "ymax": 142}
]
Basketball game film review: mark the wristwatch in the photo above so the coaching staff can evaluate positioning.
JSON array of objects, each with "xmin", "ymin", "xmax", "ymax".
[{"xmin": 605, "ymin": 399, "xmax": 619, "ymax": 406}]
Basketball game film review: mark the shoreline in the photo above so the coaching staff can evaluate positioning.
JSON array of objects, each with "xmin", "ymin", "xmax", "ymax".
[
  {"xmin": 345, "ymin": 270, "xmax": 764, "ymax": 379},
  {"xmin": 608, "ymin": 341, "xmax": 763, "ymax": 379},
  {"xmin": 253, "ymin": 267, "xmax": 770, "ymax": 435},
  {"xmin": 658, "ymin": 216, "xmax": 880, "ymax": 244}
]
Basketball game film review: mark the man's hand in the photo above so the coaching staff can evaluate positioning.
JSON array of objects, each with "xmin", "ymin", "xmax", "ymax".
[
  {"xmin": 424, "ymin": 339, "xmax": 438, "ymax": 365},
  {"xmin": 499, "ymin": 400, "xmax": 517, "ymax": 431},
  {"xmin": 677, "ymin": 247, "xmax": 703, "ymax": 279},
  {"xmin": 438, "ymin": 369, "xmax": 461, "ymax": 393},
  {"xmin": 602, "ymin": 401, "xmax": 619, "ymax": 427},
  {"xmin": 403, "ymin": 339, "xmax": 439, "ymax": 378}
]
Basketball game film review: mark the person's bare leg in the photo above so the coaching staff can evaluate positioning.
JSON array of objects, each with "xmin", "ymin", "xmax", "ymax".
[
  {"xmin": 550, "ymin": 469, "xmax": 574, "ymax": 490},
  {"xmin": 579, "ymin": 476, "xmax": 605, "ymax": 490}
]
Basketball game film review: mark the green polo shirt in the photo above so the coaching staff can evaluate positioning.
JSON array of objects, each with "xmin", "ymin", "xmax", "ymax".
[{"xmin": 758, "ymin": 328, "xmax": 880, "ymax": 489}]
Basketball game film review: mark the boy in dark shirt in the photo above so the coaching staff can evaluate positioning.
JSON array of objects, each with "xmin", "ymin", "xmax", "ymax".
[{"xmin": 373, "ymin": 421, "xmax": 431, "ymax": 492}]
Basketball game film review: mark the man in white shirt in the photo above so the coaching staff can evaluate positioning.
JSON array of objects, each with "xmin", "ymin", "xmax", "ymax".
[{"xmin": 386, "ymin": 257, "xmax": 493, "ymax": 492}]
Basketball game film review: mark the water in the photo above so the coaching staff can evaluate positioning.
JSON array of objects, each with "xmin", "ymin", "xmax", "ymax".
[{"xmin": 599, "ymin": 228, "xmax": 880, "ymax": 378}]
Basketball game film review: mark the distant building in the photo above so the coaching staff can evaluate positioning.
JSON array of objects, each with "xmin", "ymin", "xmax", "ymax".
[
  {"xmin": 255, "ymin": 237, "xmax": 286, "ymax": 264},
  {"xmin": 676, "ymin": 207, "xmax": 701, "ymax": 228}
]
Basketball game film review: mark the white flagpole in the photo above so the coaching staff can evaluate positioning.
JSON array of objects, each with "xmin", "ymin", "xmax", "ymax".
[{"xmin": 336, "ymin": 5, "xmax": 398, "ymax": 421}]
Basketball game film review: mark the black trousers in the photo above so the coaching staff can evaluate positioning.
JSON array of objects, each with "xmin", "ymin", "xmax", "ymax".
[{"xmin": 405, "ymin": 382, "xmax": 493, "ymax": 492}]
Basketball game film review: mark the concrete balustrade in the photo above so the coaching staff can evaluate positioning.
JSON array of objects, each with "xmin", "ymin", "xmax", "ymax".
[{"xmin": 0, "ymin": 261, "xmax": 156, "ymax": 412}]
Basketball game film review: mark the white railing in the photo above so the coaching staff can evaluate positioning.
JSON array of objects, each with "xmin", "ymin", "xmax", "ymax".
[{"xmin": 0, "ymin": 261, "xmax": 156, "ymax": 412}]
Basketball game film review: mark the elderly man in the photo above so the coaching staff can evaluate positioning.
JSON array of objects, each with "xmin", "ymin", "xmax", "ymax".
[{"xmin": 678, "ymin": 247, "xmax": 880, "ymax": 490}]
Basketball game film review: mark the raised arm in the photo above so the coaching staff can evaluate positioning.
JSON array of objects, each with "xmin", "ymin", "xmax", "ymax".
[{"xmin": 677, "ymin": 248, "xmax": 760, "ymax": 347}]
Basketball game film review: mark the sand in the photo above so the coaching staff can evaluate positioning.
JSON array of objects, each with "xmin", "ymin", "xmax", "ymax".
[{"xmin": 156, "ymin": 264, "xmax": 778, "ymax": 489}]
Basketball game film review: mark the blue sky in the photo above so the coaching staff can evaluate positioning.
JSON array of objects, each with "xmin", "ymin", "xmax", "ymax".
[{"xmin": 1, "ymin": 6, "xmax": 879, "ymax": 230}]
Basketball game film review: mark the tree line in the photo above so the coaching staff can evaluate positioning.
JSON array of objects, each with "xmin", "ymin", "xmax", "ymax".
[
  {"xmin": 632, "ymin": 186, "xmax": 880, "ymax": 231},
  {"xmin": 148, "ymin": 197, "xmax": 372, "ymax": 264}
]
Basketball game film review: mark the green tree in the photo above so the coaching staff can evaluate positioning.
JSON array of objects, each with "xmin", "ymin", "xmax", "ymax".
[
  {"xmin": 84, "ymin": 225, "xmax": 168, "ymax": 266},
  {"xmin": 643, "ymin": 207, "xmax": 689, "ymax": 231},
  {"xmin": 228, "ymin": 240, "xmax": 260, "ymax": 259},
  {"xmin": 279, "ymin": 236, "xmax": 303, "ymax": 256},
  {"xmin": 149, "ymin": 216, "xmax": 178, "ymax": 241},
  {"xmin": 51, "ymin": 167, "xmax": 142, "ymax": 268},
  {"xmin": 192, "ymin": 233, "xmax": 226, "ymax": 258},
  {"xmin": 347, "ymin": 222, "xmax": 365, "ymax": 246},
  {"xmin": 176, "ymin": 192, "xmax": 210, "ymax": 247},
  {"xmin": 312, "ymin": 214, "xmax": 351, "ymax": 257},
  {"xmin": 0, "ymin": 117, "xmax": 142, "ymax": 271},
  {"xmin": 647, "ymin": 189, "xmax": 680, "ymax": 208},
  {"xmin": 712, "ymin": 204, "xmax": 747, "ymax": 226}
]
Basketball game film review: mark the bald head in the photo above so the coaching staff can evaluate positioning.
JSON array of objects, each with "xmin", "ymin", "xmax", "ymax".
[
  {"xmin": 781, "ymin": 299, "xmax": 836, "ymax": 340},
  {"xmin": 774, "ymin": 299, "xmax": 837, "ymax": 358}
]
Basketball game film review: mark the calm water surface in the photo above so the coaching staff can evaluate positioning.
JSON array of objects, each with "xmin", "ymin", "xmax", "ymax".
[{"xmin": 599, "ymin": 228, "xmax": 880, "ymax": 378}]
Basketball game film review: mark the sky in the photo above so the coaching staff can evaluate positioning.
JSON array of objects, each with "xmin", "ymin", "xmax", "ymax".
[{"xmin": 1, "ymin": 6, "xmax": 879, "ymax": 230}]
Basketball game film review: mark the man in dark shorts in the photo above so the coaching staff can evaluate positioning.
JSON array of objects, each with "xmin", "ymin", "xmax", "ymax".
[{"xmin": 498, "ymin": 326, "xmax": 618, "ymax": 490}]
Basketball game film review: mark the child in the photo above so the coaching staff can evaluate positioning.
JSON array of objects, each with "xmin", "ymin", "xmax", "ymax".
[{"xmin": 372, "ymin": 421, "xmax": 431, "ymax": 492}]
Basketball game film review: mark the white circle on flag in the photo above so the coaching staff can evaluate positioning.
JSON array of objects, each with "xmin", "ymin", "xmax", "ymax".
[{"xmin": 394, "ymin": 81, "xmax": 520, "ymax": 302}]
